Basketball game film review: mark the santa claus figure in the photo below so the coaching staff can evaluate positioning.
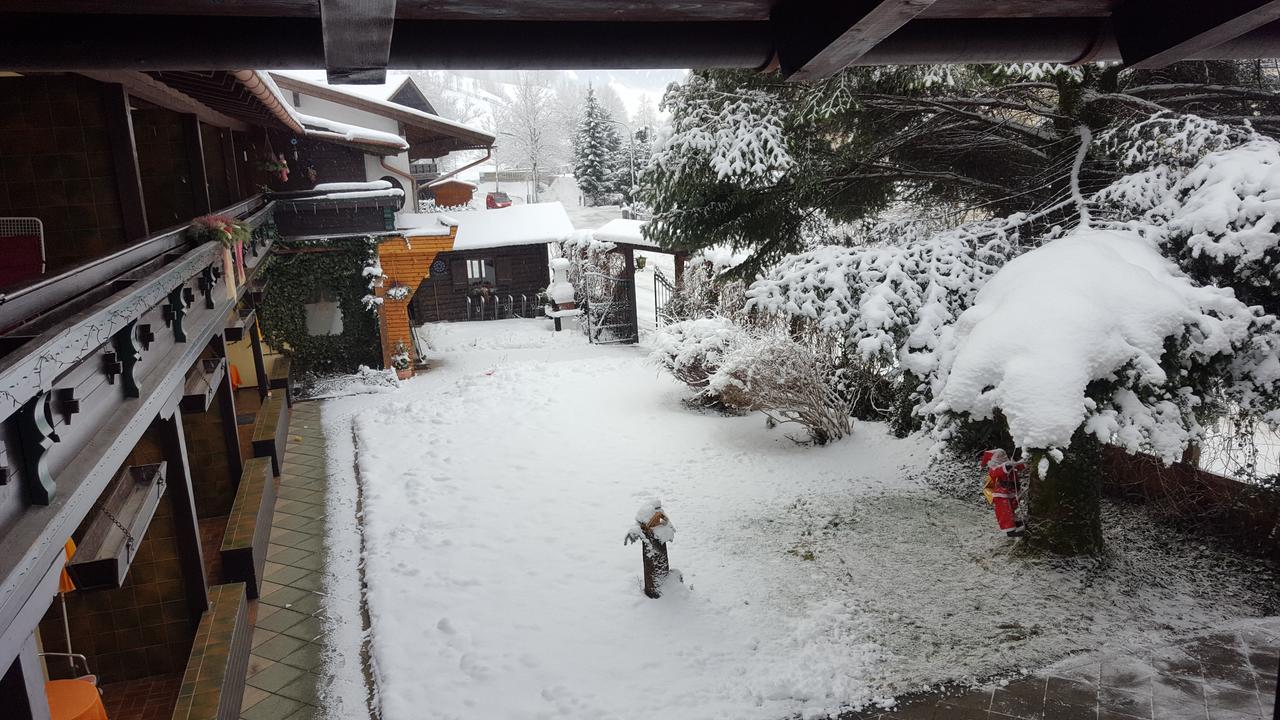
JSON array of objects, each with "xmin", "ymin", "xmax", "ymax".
[{"xmin": 981, "ymin": 449, "xmax": 1026, "ymax": 538}]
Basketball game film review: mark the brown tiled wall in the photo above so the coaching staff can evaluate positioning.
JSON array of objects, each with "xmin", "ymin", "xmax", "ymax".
[
  {"xmin": 201, "ymin": 122, "xmax": 232, "ymax": 212},
  {"xmin": 0, "ymin": 73, "xmax": 127, "ymax": 272},
  {"xmin": 183, "ymin": 392, "xmax": 238, "ymax": 520},
  {"xmin": 39, "ymin": 431, "xmax": 196, "ymax": 684},
  {"xmin": 40, "ymin": 485, "xmax": 194, "ymax": 683},
  {"xmin": 133, "ymin": 105, "xmax": 196, "ymax": 233}
]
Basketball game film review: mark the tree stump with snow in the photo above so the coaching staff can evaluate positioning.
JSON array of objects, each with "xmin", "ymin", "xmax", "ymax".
[{"xmin": 624, "ymin": 501, "xmax": 675, "ymax": 598}]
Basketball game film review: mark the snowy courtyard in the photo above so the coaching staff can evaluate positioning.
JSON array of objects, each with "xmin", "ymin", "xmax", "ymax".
[{"xmin": 318, "ymin": 321, "xmax": 1276, "ymax": 720}]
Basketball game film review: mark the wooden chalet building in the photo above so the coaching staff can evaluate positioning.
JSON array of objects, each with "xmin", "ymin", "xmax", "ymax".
[
  {"xmin": 0, "ymin": 68, "xmax": 446, "ymax": 720},
  {"xmin": 397, "ymin": 202, "xmax": 575, "ymax": 324}
]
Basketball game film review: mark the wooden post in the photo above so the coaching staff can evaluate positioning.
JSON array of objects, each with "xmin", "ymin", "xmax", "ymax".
[
  {"xmin": 640, "ymin": 537, "xmax": 670, "ymax": 599},
  {"xmin": 213, "ymin": 337, "xmax": 243, "ymax": 482},
  {"xmin": 0, "ymin": 634, "xmax": 50, "ymax": 720},
  {"xmin": 102, "ymin": 83, "xmax": 148, "ymax": 241},
  {"xmin": 674, "ymin": 252, "xmax": 687, "ymax": 287},
  {"xmin": 157, "ymin": 410, "xmax": 210, "ymax": 622},
  {"xmin": 622, "ymin": 246, "xmax": 639, "ymax": 344},
  {"xmin": 221, "ymin": 128, "xmax": 242, "ymax": 202},
  {"xmin": 624, "ymin": 505, "xmax": 674, "ymax": 599},
  {"xmin": 249, "ymin": 318, "xmax": 269, "ymax": 401},
  {"xmin": 183, "ymin": 114, "xmax": 211, "ymax": 216}
]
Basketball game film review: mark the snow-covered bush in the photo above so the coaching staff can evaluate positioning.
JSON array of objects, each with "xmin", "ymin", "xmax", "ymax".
[
  {"xmin": 925, "ymin": 228, "xmax": 1280, "ymax": 463},
  {"xmin": 664, "ymin": 247, "xmax": 750, "ymax": 322},
  {"xmin": 650, "ymin": 317, "xmax": 750, "ymax": 408},
  {"xmin": 1152, "ymin": 139, "xmax": 1280, "ymax": 315},
  {"xmin": 711, "ymin": 325, "xmax": 855, "ymax": 445},
  {"xmin": 746, "ymin": 219, "xmax": 1019, "ymax": 370}
]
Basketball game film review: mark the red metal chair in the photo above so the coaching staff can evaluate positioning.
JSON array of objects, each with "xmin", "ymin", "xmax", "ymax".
[{"xmin": 0, "ymin": 217, "xmax": 46, "ymax": 288}]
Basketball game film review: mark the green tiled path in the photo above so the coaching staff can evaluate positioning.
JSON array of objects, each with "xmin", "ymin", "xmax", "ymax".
[{"xmin": 241, "ymin": 402, "xmax": 330, "ymax": 720}]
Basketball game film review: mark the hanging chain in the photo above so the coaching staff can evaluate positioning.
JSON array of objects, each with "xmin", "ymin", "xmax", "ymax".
[{"xmin": 95, "ymin": 503, "xmax": 137, "ymax": 559}]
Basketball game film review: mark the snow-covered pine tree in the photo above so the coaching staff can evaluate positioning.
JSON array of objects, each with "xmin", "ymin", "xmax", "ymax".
[{"xmin": 573, "ymin": 86, "xmax": 626, "ymax": 206}]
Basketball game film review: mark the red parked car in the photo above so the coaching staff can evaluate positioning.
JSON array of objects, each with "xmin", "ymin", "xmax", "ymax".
[{"xmin": 486, "ymin": 191, "xmax": 513, "ymax": 209}]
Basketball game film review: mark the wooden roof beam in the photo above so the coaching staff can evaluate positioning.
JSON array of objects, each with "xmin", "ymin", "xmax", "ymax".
[
  {"xmin": 1115, "ymin": 0, "xmax": 1280, "ymax": 69},
  {"xmin": 772, "ymin": 0, "xmax": 938, "ymax": 81},
  {"xmin": 320, "ymin": 0, "xmax": 397, "ymax": 84}
]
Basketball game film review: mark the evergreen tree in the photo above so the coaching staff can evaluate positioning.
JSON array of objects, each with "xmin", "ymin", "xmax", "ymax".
[
  {"xmin": 573, "ymin": 86, "xmax": 625, "ymax": 205},
  {"xmin": 638, "ymin": 62, "xmax": 1280, "ymax": 277}
]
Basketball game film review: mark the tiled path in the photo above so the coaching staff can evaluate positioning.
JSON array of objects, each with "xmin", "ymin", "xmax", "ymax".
[
  {"xmin": 850, "ymin": 618, "xmax": 1279, "ymax": 720},
  {"xmin": 239, "ymin": 401, "xmax": 330, "ymax": 720}
]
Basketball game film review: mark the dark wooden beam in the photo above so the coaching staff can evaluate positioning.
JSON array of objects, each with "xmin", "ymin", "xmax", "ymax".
[
  {"xmin": 182, "ymin": 114, "xmax": 212, "ymax": 216},
  {"xmin": 102, "ymin": 83, "xmax": 149, "ymax": 241},
  {"xmin": 248, "ymin": 318, "xmax": 269, "ymax": 401},
  {"xmin": 213, "ymin": 337, "xmax": 244, "ymax": 482},
  {"xmin": 157, "ymin": 411, "xmax": 211, "ymax": 622},
  {"xmin": 1114, "ymin": 0, "xmax": 1280, "ymax": 69},
  {"xmin": 0, "ymin": 16, "xmax": 772, "ymax": 71},
  {"xmin": 78, "ymin": 71, "xmax": 248, "ymax": 131},
  {"xmin": 772, "ymin": 0, "xmax": 938, "ymax": 80},
  {"xmin": 221, "ymin": 129, "xmax": 242, "ymax": 202},
  {"xmin": 320, "ymin": 0, "xmax": 397, "ymax": 84}
]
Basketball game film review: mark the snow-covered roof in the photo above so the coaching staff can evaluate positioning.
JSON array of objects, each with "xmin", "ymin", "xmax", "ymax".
[
  {"xmin": 594, "ymin": 218, "xmax": 658, "ymax": 249},
  {"xmin": 312, "ymin": 180, "xmax": 393, "ymax": 192},
  {"xmin": 270, "ymin": 71, "xmax": 495, "ymax": 152},
  {"xmin": 399, "ymin": 202, "xmax": 574, "ymax": 249},
  {"xmin": 428, "ymin": 177, "xmax": 479, "ymax": 189},
  {"xmin": 297, "ymin": 112, "xmax": 409, "ymax": 152},
  {"xmin": 245, "ymin": 72, "xmax": 409, "ymax": 156}
]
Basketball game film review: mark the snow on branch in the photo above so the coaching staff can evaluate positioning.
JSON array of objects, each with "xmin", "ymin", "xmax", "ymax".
[
  {"xmin": 926, "ymin": 228, "xmax": 1279, "ymax": 461},
  {"xmin": 650, "ymin": 74, "xmax": 793, "ymax": 193}
]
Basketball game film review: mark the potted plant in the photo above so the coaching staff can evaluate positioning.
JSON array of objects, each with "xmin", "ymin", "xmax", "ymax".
[
  {"xmin": 391, "ymin": 340, "xmax": 413, "ymax": 380},
  {"xmin": 385, "ymin": 281, "xmax": 411, "ymax": 301},
  {"xmin": 260, "ymin": 154, "xmax": 290, "ymax": 184},
  {"xmin": 190, "ymin": 214, "xmax": 250, "ymax": 293}
]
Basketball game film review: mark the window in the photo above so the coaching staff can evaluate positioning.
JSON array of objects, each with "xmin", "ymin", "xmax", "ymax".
[
  {"xmin": 466, "ymin": 258, "xmax": 496, "ymax": 288},
  {"xmin": 303, "ymin": 288, "xmax": 345, "ymax": 336}
]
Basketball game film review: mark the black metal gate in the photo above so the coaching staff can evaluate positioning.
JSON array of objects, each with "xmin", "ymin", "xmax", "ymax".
[
  {"xmin": 653, "ymin": 266, "xmax": 675, "ymax": 328},
  {"xmin": 583, "ymin": 271, "xmax": 638, "ymax": 344}
]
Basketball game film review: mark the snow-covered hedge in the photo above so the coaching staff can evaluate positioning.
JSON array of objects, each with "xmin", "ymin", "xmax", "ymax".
[
  {"xmin": 744, "ymin": 219, "xmax": 1019, "ymax": 369},
  {"xmin": 711, "ymin": 326, "xmax": 855, "ymax": 444},
  {"xmin": 925, "ymin": 228, "xmax": 1280, "ymax": 462},
  {"xmin": 653, "ymin": 318, "xmax": 855, "ymax": 443},
  {"xmin": 650, "ymin": 317, "xmax": 749, "ymax": 404}
]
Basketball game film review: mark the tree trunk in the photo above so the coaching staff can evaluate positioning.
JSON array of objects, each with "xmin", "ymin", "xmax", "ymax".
[{"xmin": 1027, "ymin": 428, "xmax": 1105, "ymax": 555}]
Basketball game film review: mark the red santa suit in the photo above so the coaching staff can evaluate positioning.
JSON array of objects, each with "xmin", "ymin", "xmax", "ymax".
[{"xmin": 981, "ymin": 449, "xmax": 1026, "ymax": 537}]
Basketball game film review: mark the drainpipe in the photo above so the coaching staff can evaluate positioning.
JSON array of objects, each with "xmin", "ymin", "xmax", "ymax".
[{"xmin": 381, "ymin": 155, "xmax": 418, "ymax": 209}]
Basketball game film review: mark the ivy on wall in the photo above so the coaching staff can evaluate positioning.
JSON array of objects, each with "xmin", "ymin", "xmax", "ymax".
[{"xmin": 257, "ymin": 235, "xmax": 383, "ymax": 374}]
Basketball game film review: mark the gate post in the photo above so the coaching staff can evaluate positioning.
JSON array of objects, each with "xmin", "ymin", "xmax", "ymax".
[{"xmin": 622, "ymin": 247, "xmax": 639, "ymax": 344}]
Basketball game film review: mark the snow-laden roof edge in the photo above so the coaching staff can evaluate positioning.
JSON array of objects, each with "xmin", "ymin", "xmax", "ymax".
[
  {"xmin": 399, "ymin": 202, "xmax": 574, "ymax": 249},
  {"xmin": 270, "ymin": 71, "xmax": 496, "ymax": 146},
  {"xmin": 297, "ymin": 112, "xmax": 409, "ymax": 152},
  {"xmin": 594, "ymin": 218, "xmax": 658, "ymax": 249},
  {"xmin": 244, "ymin": 71, "xmax": 409, "ymax": 155},
  {"xmin": 428, "ymin": 177, "xmax": 479, "ymax": 189}
]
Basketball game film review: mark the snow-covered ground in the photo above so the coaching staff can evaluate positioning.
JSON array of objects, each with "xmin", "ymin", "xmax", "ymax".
[{"xmin": 319, "ymin": 321, "xmax": 1275, "ymax": 720}]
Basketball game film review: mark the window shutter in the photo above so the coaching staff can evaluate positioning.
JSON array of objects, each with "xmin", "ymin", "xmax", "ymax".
[
  {"xmin": 495, "ymin": 257, "xmax": 513, "ymax": 287},
  {"xmin": 451, "ymin": 259, "xmax": 468, "ymax": 290}
]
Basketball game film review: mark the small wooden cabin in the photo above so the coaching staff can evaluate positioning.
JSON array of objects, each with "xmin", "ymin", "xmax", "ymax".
[
  {"xmin": 398, "ymin": 202, "xmax": 574, "ymax": 324},
  {"xmin": 424, "ymin": 178, "xmax": 477, "ymax": 208}
]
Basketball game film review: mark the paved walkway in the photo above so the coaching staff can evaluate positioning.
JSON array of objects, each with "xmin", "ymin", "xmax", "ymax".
[
  {"xmin": 850, "ymin": 618, "xmax": 1279, "ymax": 720},
  {"xmin": 238, "ymin": 401, "xmax": 330, "ymax": 720}
]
